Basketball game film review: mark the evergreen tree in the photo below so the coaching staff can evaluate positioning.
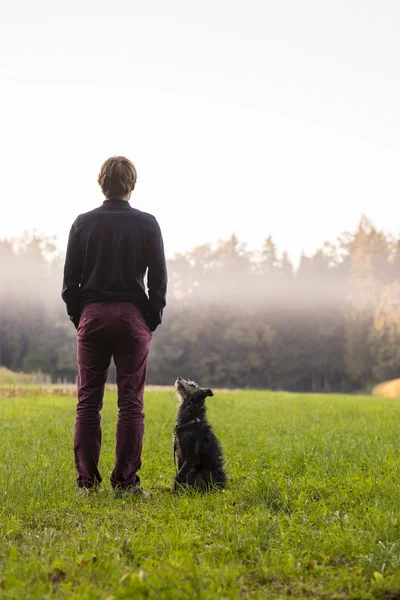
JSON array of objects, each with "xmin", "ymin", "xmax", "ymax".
[{"xmin": 370, "ymin": 282, "xmax": 400, "ymax": 383}]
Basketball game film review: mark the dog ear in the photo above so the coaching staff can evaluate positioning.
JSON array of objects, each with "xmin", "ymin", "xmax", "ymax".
[{"xmin": 204, "ymin": 388, "xmax": 213, "ymax": 397}]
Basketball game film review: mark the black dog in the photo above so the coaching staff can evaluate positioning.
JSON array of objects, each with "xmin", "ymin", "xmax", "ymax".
[{"xmin": 173, "ymin": 377, "xmax": 227, "ymax": 491}]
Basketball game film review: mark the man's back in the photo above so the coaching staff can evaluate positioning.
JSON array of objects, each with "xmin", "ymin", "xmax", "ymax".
[{"xmin": 62, "ymin": 197, "xmax": 167, "ymax": 331}]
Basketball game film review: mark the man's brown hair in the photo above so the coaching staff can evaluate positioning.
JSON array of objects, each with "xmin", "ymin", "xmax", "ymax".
[{"xmin": 98, "ymin": 156, "xmax": 137, "ymax": 198}]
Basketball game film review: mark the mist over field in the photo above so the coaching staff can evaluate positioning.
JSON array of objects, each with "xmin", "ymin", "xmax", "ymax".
[{"xmin": 1, "ymin": 216, "xmax": 399, "ymax": 392}]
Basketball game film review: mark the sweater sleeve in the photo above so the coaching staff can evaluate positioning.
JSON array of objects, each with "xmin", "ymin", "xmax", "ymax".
[
  {"xmin": 146, "ymin": 219, "xmax": 168, "ymax": 331},
  {"xmin": 61, "ymin": 219, "xmax": 83, "ymax": 328}
]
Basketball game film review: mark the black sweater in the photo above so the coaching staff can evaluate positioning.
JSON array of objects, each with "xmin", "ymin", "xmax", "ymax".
[{"xmin": 61, "ymin": 198, "xmax": 167, "ymax": 331}]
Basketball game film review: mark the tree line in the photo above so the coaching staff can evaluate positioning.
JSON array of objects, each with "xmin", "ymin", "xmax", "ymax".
[{"xmin": 1, "ymin": 217, "xmax": 400, "ymax": 391}]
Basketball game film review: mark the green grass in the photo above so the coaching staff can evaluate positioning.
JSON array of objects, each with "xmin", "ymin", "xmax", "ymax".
[{"xmin": 1, "ymin": 390, "xmax": 400, "ymax": 599}]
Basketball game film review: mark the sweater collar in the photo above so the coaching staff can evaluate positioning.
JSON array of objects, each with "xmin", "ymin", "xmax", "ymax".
[{"xmin": 102, "ymin": 197, "xmax": 131, "ymax": 207}]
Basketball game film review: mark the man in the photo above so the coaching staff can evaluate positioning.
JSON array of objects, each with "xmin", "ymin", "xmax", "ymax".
[{"xmin": 62, "ymin": 156, "xmax": 167, "ymax": 497}]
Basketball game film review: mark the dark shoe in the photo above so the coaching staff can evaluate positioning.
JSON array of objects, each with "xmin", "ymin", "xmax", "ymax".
[{"xmin": 114, "ymin": 485, "xmax": 149, "ymax": 499}]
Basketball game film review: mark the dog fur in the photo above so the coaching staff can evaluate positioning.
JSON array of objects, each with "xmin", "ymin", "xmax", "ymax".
[{"xmin": 173, "ymin": 377, "xmax": 227, "ymax": 491}]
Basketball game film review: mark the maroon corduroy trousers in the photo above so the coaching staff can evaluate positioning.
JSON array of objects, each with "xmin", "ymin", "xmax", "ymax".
[{"xmin": 75, "ymin": 302, "xmax": 152, "ymax": 489}]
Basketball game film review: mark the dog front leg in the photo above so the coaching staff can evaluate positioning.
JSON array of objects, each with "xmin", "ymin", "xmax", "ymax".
[
  {"xmin": 185, "ymin": 468, "xmax": 197, "ymax": 487},
  {"xmin": 173, "ymin": 460, "xmax": 188, "ymax": 491},
  {"xmin": 175, "ymin": 460, "xmax": 189, "ymax": 483},
  {"xmin": 174, "ymin": 458, "xmax": 196, "ymax": 489}
]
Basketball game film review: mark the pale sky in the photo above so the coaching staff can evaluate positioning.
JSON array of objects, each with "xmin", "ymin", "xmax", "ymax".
[{"xmin": 1, "ymin": 0, "xmax": 400, "ymax": 262}]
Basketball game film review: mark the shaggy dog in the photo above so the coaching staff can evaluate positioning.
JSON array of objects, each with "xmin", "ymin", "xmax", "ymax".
[{"xmin": 173, "ymin": 376, "xmax": 227, "ymax": 491}]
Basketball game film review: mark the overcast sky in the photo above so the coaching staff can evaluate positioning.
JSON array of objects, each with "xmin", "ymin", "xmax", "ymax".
[{"xmin": 1, "ymin": 0, "xmax": 400, "ymax": 262}]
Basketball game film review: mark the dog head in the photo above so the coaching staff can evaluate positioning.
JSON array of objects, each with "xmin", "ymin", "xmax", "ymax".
[{"xmin": 175, "ymin": 376, "xmax": 213, "ymax": 404}]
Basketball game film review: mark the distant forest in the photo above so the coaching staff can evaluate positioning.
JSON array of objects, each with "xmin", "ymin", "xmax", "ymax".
[{"xmin": 1, "ymin": 216, "xmax": 400, "ymax": 392}]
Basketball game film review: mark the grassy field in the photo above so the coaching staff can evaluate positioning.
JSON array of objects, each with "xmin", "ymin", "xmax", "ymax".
[{"xmin": 1, "ymin": 390, "xmax": 400, "ymax": 599}]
